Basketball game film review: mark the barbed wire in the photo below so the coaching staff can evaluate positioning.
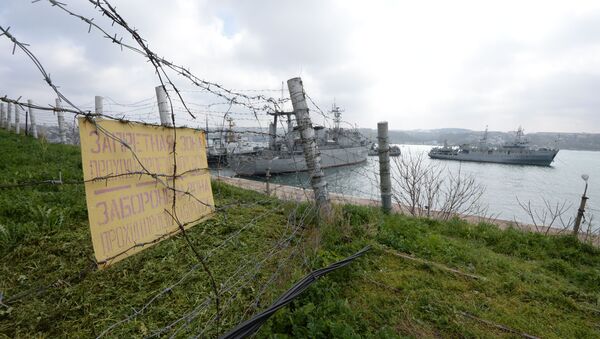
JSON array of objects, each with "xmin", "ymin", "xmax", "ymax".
[
  {"xmin": 0, "ymin": 25, "xmax": 86, "ymax": 114},
  {"xmin": 97, "ymin": 197, "xmax": 312, "ymax": 338},
  {"xmin": 0, "ymin": 18, "xmax": 228, "ymax": 334},
  {"xmin": 31, "ymin": 0, "xmax": 284, "ymax": 116},
  {"xmin": 2, "ymin": 4, "xmax": 598, "ymax": 339},
  {"xmin": 167, "ymin": 225, "xmax": 306, "ymax": 337},
  {"xmin": 0, "ymin": 1, "xmax": 506, "ymax": 337},
  {"xmin": 175, "ymin": 203, "xmax": 314, "ymax": 338}
]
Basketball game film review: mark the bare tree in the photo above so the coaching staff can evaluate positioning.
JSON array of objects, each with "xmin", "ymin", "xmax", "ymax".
[
  {"xmin": 391, "ymin": 152, "xmax": 487, "ymax": 221},
  {"xmin": 515, "ymin": 197, "xmax": 599, "ymax": 246},
  {"xmin": 581, "ymin": 214, "xmax": 599, "ymax": 246},
  {"xmin": 438, "ymin": 166, "xmax": 486, "ymax": 220},
  {"xmin": 515, "ymin": 197, "xmax": 574, "ymax": 235}
]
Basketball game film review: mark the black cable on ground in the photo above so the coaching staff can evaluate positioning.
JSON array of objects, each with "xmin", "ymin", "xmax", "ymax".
[{"xmin": 219, "ymin": 245, "xmax": 371, "ymax": 339}]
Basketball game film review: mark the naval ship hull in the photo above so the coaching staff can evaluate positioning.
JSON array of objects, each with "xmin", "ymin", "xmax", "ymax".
[
  {"xmin": 429, "ymin": 150, "xmax": 558, "ymax": 166},
  {"xmin": 230, "ymin": 146, "xmax": 368, "ymax": 176}
]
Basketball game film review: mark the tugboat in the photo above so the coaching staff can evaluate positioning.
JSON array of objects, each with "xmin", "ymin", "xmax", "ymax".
[
  {"xmin": 229, "ymin": 103, "xmax": 369, "ymax": 176},
  {"xmin": 428, "ymin": 127, "xmax": 559, "ymax": 166}
]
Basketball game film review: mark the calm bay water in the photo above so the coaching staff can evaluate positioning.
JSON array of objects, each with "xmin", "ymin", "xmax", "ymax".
[{"xmin": 217, "ymin": 144, "xmax": 600, "ymax": 229}]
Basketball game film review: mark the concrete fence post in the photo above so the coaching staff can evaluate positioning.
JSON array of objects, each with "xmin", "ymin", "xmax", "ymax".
[
  {"xmin": 15, "ymin": 104, "xmax": 20, "ymax": 134},
  {"xmin": 7, "ymin": 103, "xmax": 12, "ymax": 131},
  {"xmin": 95, "ymin": 96, "xmax": 103, "ymax": 115},
  {"xmin": 378, "ymin": 121, "xmax": 392, "ymax": 214},
  {"xmin": 287, "ymin": 77, "xmax": 331, "ymax": 219},
  {"xmin": 155, "ymin": 85, "xmax": 172, "ymax": 127},
  {"xmin": 28, "ymin": 100, "xmax": 38, "ymax": 139},
  {"xmin": 0, "ymin": 103, "xmax": 5, "ymax": 129},
  {"xmin": 56, "ymin": 98, "xmax": 67, "ymax": 144}
]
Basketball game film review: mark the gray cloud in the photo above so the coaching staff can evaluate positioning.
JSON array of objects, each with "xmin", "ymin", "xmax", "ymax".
[{"xmin": 0, "ymin": 0, "xmax": 599, "ymax": 132}]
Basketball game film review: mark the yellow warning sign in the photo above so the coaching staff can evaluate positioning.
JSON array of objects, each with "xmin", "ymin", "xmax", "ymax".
[{"xmin": 78, "ymin": 118, "xmax": 214, "ymax": 268}]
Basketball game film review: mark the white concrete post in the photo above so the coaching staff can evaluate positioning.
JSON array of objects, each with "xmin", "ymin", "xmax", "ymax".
[
  {"xmin": 7, "ymin": 103, "xmax": 13, "ymax": 131},
  {"xmin": 14, "ymin": 104, "xmax": 20, "ymax": 134},
  {"xmin": 0, "ymin": 103, "xmax": 5, "ymax": 129},
  {"xmin": 28, "ymin": 100, "xmax": 38, "ymax": 139},
  {"xmin": 95, "ymin": 96, "xmax": 103, "ymax": 115},
  {"xmin": 287, "ymin": 77, "xmax": 331, "ymax": 219},
  {"xmin": 155, "ymin": 85, "xmax": 172, "ymax": 126},
  {"xmin": 56, "ymin": 98, "xmax": 67, "ymax": 144}
]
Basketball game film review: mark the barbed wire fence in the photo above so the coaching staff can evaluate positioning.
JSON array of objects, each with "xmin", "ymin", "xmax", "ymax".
[
  {"xmin": 0, "ymin": 1, "xmax": 387, "ymax": 337},
  {"xmin": 1, "ymin": 1, "xmax": 597, "ymax": 338}
]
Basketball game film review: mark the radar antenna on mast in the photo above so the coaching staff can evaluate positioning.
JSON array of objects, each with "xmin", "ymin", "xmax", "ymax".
[
  {"xmin": 480, "ymin": 125, "xmax": 489, "ymax": 144},
  {"xmin": 329, "ymin": 98, "xmax": 344, "ymax": 131}
]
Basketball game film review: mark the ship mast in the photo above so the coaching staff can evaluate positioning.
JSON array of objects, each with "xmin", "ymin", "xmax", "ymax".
[
  {"xmin": 330, "ymin": 99, "xmax": 344, "ymax": 132},
  {"xmin": 516, "ymin": 126, "xmax": 523, "ymax": 141},
  {"xmin": 480, "ymin": 125, "xmax": 489, "ymax": 146},
  {"xmin": 515, "ymin": 126, "xmax": 528, "ymax": 146}
]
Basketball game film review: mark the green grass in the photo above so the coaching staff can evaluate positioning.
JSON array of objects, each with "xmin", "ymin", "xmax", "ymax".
[
  {"xmin": 1, "ymin": 129, "xmax": 599, "ymax": 338},
  {"xmin": 261, "ymin": 207, "xmax": 600, "ymax": 338},
  {"xmin": 0, "ymin": 130, "xmax": 309, "ymax": 338}
]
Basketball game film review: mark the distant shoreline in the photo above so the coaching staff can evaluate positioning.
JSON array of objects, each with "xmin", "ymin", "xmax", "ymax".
[
  {"xmin": 358, "ymin": 128, "xmax": 600, "ymax": 152},
  {"xmin": 394, "ymin": 143, "xmax": 600, "ymax": 152}
]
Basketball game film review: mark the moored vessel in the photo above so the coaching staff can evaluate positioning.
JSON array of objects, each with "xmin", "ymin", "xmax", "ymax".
[
  {"xmin": 428, "ymin": 127, "xmax": 559, "ymax": 166},
  {"xmin": 229, "ymin": 103, "xmax": 369, "ymax": 176}
]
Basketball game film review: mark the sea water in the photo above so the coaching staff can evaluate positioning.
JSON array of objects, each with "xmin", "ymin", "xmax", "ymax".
[{"xmin": 216, "ymin": 144, "xmax": 600, "ymax": 231}]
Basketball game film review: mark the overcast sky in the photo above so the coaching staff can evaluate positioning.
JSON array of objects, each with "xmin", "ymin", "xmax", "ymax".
[{"xmin": 1, "ymin": 0, "xmax": 600, "ymax": 133}]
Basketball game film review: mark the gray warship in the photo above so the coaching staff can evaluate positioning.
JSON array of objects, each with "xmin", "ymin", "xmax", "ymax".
[
  {"xmin": 428, "ymin": 127, "xmax": 559, "ymax": 166},
  {"xmin": 229, "ymin": 103, "xmax": 368, "ymax": 176}
]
